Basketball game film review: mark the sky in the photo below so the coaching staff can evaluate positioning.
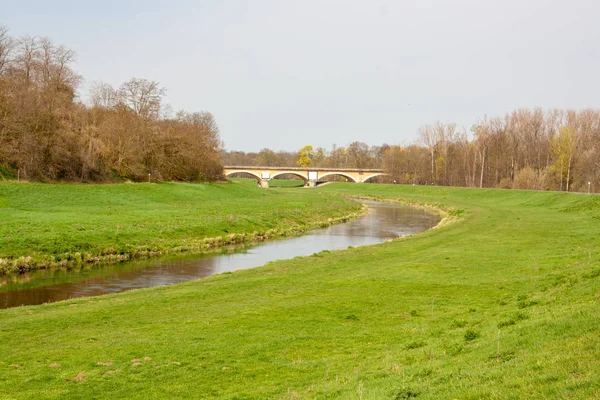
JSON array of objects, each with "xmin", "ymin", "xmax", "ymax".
[{"xmin": 3, "ymin": 0, "xmax": 600, "ymax": 152}]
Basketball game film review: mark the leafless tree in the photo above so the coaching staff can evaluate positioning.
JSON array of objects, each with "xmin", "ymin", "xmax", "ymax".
[
  {"xmin": 418, "ymin": 124, "xmax": 437, "ymax": 184},
  {"xmin": 0, "ymin": 25, "xmax": 14, "ymax": 75},
  {"xmin": 118, "ymin": 78, "xmax": 165, "ymax": 119},
  {"xmin": 89, "ymin": 82, "xmax": 119, "ymax": 109},
  {"xmin": 14, "ymin": 35, "xmax": 39, "ymax": 86}
]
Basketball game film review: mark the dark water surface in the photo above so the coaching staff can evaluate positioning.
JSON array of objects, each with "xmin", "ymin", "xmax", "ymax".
[{"xmin": 0, "ymin": 201, "xmax": 439, "ymax": 309}]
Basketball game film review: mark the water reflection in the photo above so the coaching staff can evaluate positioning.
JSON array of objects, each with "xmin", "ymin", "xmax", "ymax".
[{"xmin": 0, "ymin": 201, "xmax": 439, "ymax": 309}]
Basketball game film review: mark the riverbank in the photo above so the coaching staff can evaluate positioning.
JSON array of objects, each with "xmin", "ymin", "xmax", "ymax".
[
  {"xmin": 0, "ymin": 180, "xmax": 363, "ymax": 274},
  {"xmin": 1, "ymin": 184, "xmax": 599, "ymax": 399},
  {"xmin": 0, "ymin": 200, "xmax": 438, "ymax": 308}
]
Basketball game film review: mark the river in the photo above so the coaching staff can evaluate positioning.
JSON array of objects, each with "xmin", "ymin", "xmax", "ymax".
[{"xmin": 0, "ymin": 201, "xmax": 439, "ymax": 309}]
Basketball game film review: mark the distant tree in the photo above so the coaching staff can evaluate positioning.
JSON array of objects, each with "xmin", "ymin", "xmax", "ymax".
[
  {"xmin": 0, "ymin": 25, "xmax": 13, "ymax": 75},
  {"xmin": 0, "ymin": 27, "xmax": 223, "ymax": 183},
  {"xmin": 118, "ymin": 78, "xmax": 165, "ymax": 119},
  {"xmin": 346, "ymin": 141, "xmax": 371, "ymax": 169},
  {"xmin": 551, "ymin": 126, "xmax": 579, "ymax": 191},
  {"xmin": 312, "ymin": 147, "xmax": 327, "ymax": 167},
  {"xmin": 255, "ymin": 148, "xmax": 282, "ymax": 166},
  {"xmin": 418, "ymin": 124, "xmax": 437, "ymax": 184},
  {"xmin": 297, "ymin": 145, "xmax": 314, "ymax": 167},
  {"xmin": 382, "ymin": 146, "xmax": 405, "ymax": 182},
  {"xmin": 89, "ymin": 82, "xmax": 119, "ymax": 109},
  {"xmin": 471, "ymin": 122, "xmax": 490, "ymax": 188},
  {"xmin": 327, "ymin": 144, "xmax": 346, "ymax": 168},
  {"xmin": 13, "ymin": 35, "xmax": 39, "ymax": 87}
]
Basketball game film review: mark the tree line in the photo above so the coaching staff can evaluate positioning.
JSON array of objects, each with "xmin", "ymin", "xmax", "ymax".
[
  {"xmin": 0, "ymin": 26, "xmax": 222, "ymax": 182},
  {"xmin": 394, "ymin": 108, "xmax": 599, "ymax": 192},
  {"xmin": 221, "ymin": 142, "xmax": 388, "ymax": 170},
  {"xmin": 2, "ymin": 27, "xmax": 598, "ymax": 192},
  {"xmin": 222, "ymin": 108, "xmax": 600, "ymax": 192}
]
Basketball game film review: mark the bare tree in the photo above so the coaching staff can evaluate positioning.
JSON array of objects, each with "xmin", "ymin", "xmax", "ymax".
[
  {"xmin": 346, "ymin": 141, "xmax": 373, "ymax": 169},
  {"xmin": 89, "ymin": 82, "xmax": 119, "ymax": 109},
  {"xmin": 118, "ymin": 78, "xmax": 165, "ymax": 119},
  {"xmin": 0, "ymin": 25, "xmax": 14, "ymax": 75},
  {"xmin": 418, "ymin": 124, "xmax": 437, "ymax": 184},
  {"xmin": 472, "ymin": 122, "xmax": 490, "ymax": 188},
  {"xmin": 14, "ymin": 35, "xmax": 39, "ymax": 86}
]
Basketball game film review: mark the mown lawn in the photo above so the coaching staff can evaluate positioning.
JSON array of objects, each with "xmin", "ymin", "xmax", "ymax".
[
  {"xmin": 0, "ymin": 180, "xmax": 361, "ymax": 272},
  {"xmin": 0, "ymin": 184, "xmax": 599, "ymax": 399},
  {"xmin": 269, "ymin": 179, "xmax": 306, "ymax": 188}
]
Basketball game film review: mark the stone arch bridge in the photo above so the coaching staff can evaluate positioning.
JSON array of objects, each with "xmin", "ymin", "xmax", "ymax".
[{"xmin": 224, "ymin": 166, "xmax": 387, "ymax": 187}]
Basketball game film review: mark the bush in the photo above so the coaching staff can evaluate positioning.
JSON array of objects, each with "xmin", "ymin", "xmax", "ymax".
[
  {"xmin": 513, "ymin": 167, "xmax": 537, "ymax": 190},
  {"xmin": 497, "ymin": 178, "xmax": 513, "ymax": 189}
]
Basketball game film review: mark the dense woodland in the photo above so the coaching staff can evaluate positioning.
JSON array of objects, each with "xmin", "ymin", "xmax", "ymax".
[
  {"xmin": 223, "ymin": 109, "xmax": 600, "ymax": 192},
  {"xmin": 1, "ymin": 27, "xmax": 599, "ymax": 192},
  {"xmin": 0, "ymin": 27, "xmax": 222, "ymax": 182}
]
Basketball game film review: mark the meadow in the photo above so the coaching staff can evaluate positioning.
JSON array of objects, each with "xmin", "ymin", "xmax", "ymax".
[{"xmin": 0, "ymin": 183, "xmax": 599, "ymax": 399}]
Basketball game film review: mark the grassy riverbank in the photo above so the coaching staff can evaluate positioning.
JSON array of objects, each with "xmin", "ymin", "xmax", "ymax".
[
  {"xmin": 1, "ymin": 184, "xmax": 600, "ymax": 399},
  {"xmin": 269, "ymin": 179, "xmax": 306, "ymax": 188},
  {"xmin": 0, "ymin": 180, "xmax": 362, "ymax": 273}
]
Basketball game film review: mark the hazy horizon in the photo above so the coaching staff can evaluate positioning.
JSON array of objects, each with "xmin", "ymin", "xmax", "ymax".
[{"xmin": 4, "ymin": 0, "xmax": 600, "ymax": 152}]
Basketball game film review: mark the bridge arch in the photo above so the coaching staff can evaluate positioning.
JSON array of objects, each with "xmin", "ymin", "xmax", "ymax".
[
  {"xmin": 318, "ymin": 172, "xmax": 357, "ymax": 183},
  {"xmin": 363, "ymin": 173, "xmax": 388, "ymax": 183},
  {"xmin": 224, "ymin": 170, "xmax": 261, "ymax": 182},
  {"xmin": 270, "ymin": 171, "xmax": 309, "ymax": 183}
]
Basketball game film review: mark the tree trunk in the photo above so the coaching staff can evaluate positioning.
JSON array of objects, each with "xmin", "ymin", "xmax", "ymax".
[
  {"xmin": 479, "ymin": 148, "xmax": 486, "ymax": 188},
  {"xmin": 430, "ymin": 149, "xmax": 435, "ymax": 185},
  {"xmin": 566, "ymin": 155, "xmax": 573, "ymax": 192}
]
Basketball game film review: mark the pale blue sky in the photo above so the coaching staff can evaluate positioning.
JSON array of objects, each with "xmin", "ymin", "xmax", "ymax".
[{"xmin": 3, "ymin": 0, "xmax": 599, "ymax": 151}]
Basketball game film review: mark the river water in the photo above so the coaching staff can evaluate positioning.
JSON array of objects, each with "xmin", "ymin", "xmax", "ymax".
[{"xmin": 0, "ymin": 201, "xmax": 439, "ymax": 309}]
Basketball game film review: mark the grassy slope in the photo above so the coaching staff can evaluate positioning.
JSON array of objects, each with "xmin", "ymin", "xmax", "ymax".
[
  {"xmin": 269, "ymin": 179, "xmax": 306, "ymax": 188},
  {"xmin": 0, "ymin": 180, "xmax": 361, "ymax": 271},
  {"xmin": 0, "ymin": 184, "xmax": 599, "ymax": 399}
]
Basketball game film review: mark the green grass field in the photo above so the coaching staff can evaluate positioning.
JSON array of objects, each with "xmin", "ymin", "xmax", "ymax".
[
  {"xmin": 0, "ymin": 180, "xmax": 361, "ymax": 273},
  {"xmin": 1, "ymin": 184, "xmax": 599, "ymax": 399},
  {"xmin": 269, "ymin": 179, "xmax": 306, "ymax": 188}
]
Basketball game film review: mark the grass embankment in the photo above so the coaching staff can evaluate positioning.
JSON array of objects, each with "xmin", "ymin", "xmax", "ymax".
[
  {"xmin": 1, "ymin": 184, "xmax": 600, "ymax": 399},
  {"xmin": 269, "ymin": 179, "xmax": 306, "ymax": 188},
  {"xmin": 0, "ymin": 180, "xmax": 362, "ymax": 274}
]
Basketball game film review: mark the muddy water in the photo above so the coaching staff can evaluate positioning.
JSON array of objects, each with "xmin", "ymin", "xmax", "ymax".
[{"xmin": 0, "ymin": 201, "xmax": 440, "ymax": 309}]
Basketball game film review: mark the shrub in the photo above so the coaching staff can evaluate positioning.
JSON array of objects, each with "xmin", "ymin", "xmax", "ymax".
[
  {"xmin": 497, "ymin": 178, "xmax": 513, "ymax": 189},
  {"xmin": 513, "ymin": 167, "xmax": 537, "ymax": 190}
]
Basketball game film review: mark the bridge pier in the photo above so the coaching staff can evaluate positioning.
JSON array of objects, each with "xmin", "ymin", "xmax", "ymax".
[{"xmin": 260, "ymin": 179, "xmax": 270, "ymax": 188}]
